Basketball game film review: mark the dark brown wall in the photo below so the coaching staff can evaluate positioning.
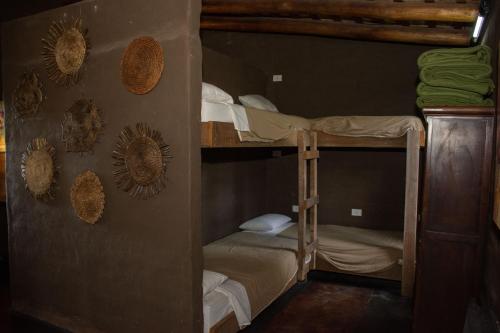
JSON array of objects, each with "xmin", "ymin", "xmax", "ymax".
[
  {"xmin": 264, "ymin": 149, "xmax": 406, "ymax": 230},
  {"xmin": 202, "ymin": 31, "xmax": 432, "ymax": 232},
  {"xmin": 2, "ymin": 0, "xmax": 202, "ymax": 332},
  {"xmin": 202, "ymin": 149, "xmax": 271, "ymax": 244}
]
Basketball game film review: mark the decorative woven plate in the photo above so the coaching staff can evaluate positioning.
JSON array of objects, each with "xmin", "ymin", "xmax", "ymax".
[
  {"xmin": 121, "ymin": 37, "xmax": 164, "ymax": 94},
  {"xmin": 13, "ymin": 71, "xmax": 43, "ymax": 118},
  {"xmin": 112, "ymin": 123, "xmax": 170, "ymax": 199},
  {"xmin": 21, "ymin": 138, "xmax": 57, "ymax": 201},
  {"xmin": 62, "ymin": 99, "xmax": 103, "ymax": 152},
  {"xmin": 42, "ymin": 18, "xmax": 89, "ymax": 86},
  {"xmin": 70, "ymin": 170, "xmax": 105, "ymax": 224}
]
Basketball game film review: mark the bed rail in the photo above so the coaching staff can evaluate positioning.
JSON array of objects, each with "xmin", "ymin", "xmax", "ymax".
[{"xmin": 297, "ymin": 130, "xmax": 319, "ymax": 281}]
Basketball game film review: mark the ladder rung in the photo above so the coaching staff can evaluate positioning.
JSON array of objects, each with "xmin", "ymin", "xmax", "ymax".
[
  {"xmin": 306, "ymin": 240, "xmax": 318, "ymax": 254},
  {"xmin": 300, "ymin": 196, "xmax": 319, "ymax": 210},
  {"xmin": 301, "ymin": 151, "xmax": 319, "ymax": 160}
]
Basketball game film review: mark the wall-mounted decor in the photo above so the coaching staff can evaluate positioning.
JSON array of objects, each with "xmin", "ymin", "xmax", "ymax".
[
  {"xmin": 112, "ymin": 123, "xmax": 170, "ymax": 199},
  {"xmin": 70, "ymin": 170, "xmax": 105, "ymax": 224},
  {"xmin": 12, "ymin": 71, "xmax": 44, "ymax": 118},
  {"xmin": 121, "ymin": 36, "xmax": 164, "ymax": 95},
  {"xmin": 62, "ymin": 99, "xmax": 103, "ymax": 152},
  {"xmin": 21, "ymin": 137, "xmax": 57, "ymax": 201},
  {"xmin": 42, "ymin": 18, "xmax": 89, "ymax": 86}
]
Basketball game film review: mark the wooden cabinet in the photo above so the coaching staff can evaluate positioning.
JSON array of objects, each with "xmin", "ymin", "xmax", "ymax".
[{"xmin": 414, "ymin": 107, "xmax": 495, "ymax": 333}]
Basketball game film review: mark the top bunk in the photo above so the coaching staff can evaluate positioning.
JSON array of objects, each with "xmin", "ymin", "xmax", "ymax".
[
  {"xmin": 200, "ymin": 0, "xmax": 483, "ymax": 46},
  {"xmin": 201, "ymin": 119, "xmax": 426, "ymax": 148},
  {"xmin": 201, "ymin": 47, "xmax": 426, "ymax": 149}
]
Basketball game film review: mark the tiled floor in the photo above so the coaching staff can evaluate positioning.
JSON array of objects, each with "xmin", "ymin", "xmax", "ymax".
[{"xmin": 0, "ymin": 264, "xmax": 411, "ymax": 333}]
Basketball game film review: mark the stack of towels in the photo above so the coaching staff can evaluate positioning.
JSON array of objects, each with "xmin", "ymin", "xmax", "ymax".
[{"xmin": 416, "ymin": 45, "xmax": 495, "ymax": 108}]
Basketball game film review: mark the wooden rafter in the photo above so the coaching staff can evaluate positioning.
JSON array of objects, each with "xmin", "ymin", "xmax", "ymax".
[
  {"xmin": 202, "ymin": 0, "xmax": 479, "ymax": 23},
  {"xmin": 201, "ymin": 17, "xmax": 471, "ymax": 46}
]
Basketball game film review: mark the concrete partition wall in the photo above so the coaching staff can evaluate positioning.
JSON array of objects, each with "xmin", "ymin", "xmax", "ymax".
[{"xmin": 2, "ymin": 0, "xmax": 202, "ymax": 332}]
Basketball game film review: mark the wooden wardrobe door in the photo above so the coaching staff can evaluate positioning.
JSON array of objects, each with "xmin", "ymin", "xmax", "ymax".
[{"xmin": 414, "ymin": 108, "xmax": 494, "ymax": 333}]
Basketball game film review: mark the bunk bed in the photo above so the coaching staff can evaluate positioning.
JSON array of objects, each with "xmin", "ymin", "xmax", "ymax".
[
  {"xmin": 200, "ymin": 50, "xmax": 425, "ymax": 333},
  {"xmin": 197, "ymin": 0, "xmax": 475, "ymax": 330}
]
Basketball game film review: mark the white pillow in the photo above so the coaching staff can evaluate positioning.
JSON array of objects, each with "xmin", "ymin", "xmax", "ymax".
[
  {"xmin": 238, "ymin": 95, "xmax": 278, "ymax": 112},
  {"xmin": 203, "ymin": 270, "xmax": 228, "ymax": 297},
  {"xmin": 202, "ymin": 82, "xmax": 234, "ymax": 104},
  {"xmin": 239, "ymin": 214, "xmax": 291, "ymax": 232}
]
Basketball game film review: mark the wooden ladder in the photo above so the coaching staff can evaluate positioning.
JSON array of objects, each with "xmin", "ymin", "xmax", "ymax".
[{"xmin": 297, "ymin": 131, "xmax": 319, "ymax": 281}]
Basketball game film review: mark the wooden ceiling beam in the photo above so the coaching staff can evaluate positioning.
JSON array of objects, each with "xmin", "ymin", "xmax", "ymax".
[
  {"xmin": 202, "ymin": 0, "xmax": 479, "ymax": 23},
  {"xmin": 200, "ymin": 17, "xmax": 472, "ymax": 46}
]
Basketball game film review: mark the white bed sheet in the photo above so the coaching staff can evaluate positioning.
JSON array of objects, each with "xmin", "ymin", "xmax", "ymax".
[
  {"xmin": 203, "ymin": 279, "xmax": 251, "ymax": 333},
  {"xmin": 203, "ymin": 289, "xmax": 232, "ymax": 333},
  {"xmin": 201, "ymin": 101, "xmax": 250, "ymax": 131}
]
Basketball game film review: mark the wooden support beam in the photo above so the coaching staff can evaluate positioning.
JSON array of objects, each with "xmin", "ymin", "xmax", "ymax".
[
  {"xmin": 301, "ymin": 196, "xmax": 319, "ymax": 210},
  {"xmin": 201, "ymin": 17, "xmax": 472, "ymax": 46},
  {"xmin": 297, "ymin": 131, "xmax": 308, "ymax": 281},
  {"xmin": 202, "ymin": 0, "xmax": 479, "ymax": 23},
  {"xmin": 300, "ymin": 150, "xmax": 320, "ymax": 160},
  {"xmin": 309, "ymin": 132, "xmax": 318, "ymax": 270},
  {"xmin": 402, "ymin": 130, "xmax": 420, "ymax": 298}
]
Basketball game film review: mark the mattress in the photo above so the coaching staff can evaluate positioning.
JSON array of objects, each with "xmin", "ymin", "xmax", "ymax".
[
  {"xmin": 202, "ymin": 102, "xmax": 424, "ymax": 143},
  {"xmin": 204, "ymin": 232, "xmax": 298, "ymax": 319},
  {"xmin": 278, "ymin": 223, "xmax": 403, "ymax": 274}
]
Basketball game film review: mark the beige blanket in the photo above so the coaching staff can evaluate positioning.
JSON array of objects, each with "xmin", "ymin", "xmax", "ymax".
[
  {"xmin": 278, "ymin": 224, "xmax": 403, "ymax": 274},
  {"xmin": 203, "ymin": 232, "xmax": 298, "ymax": 318},
  {"xmin": 311, "ymin": 116, "xmax": 424, "ymax": 138},
  {"xmin": 237, "ymin": 108, "xmax": 424, "ymax": 143},
  {"xmin": 238, "ymin": 107, "xmax": 311, "ymax": 143}
]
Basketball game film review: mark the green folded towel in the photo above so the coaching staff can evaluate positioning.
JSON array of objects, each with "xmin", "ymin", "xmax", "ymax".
[
  {"xmin": 418, "ymin": 45, "xmax": 491, "ymax": 68},
  {"xmin": 416, "ymin": 83, "xmax": 494, "ymax": 108},
  {"xmin": 420, "ymin": 63, "xmax": 495, "ymax": 95}
]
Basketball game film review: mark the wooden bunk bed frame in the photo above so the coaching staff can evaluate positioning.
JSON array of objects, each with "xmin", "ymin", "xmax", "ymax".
[{"xmin": 202, "ymin": 121, "xmax": 424, "ymax": 297}]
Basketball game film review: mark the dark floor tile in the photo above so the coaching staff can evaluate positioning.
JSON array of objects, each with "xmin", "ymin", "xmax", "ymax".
[{"xmin": 245, "ymin": 273, "xmax": 412, "ymax": 333}]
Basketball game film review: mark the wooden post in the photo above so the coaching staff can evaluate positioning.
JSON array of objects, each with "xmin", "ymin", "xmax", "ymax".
[
  {"xmin": 309, "ymin": 132, "xmax": 318, "ymax": 270},
  {"xmin": 402, "ymin": 129, "xmax": 420, "ymax": 297},
  {"xmin": 297, "ymin": 130, "xmax": 307, "ymax": 281}
]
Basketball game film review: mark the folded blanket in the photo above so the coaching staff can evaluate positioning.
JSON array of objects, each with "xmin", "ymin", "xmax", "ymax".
[
  {"xmin": 416, "ymin": 84, "xmax": 494, "ymax": 108},
  {"xmin": 420, "ymin": 63, "xmax": 495, "ymax": 95},
  {"xmin": 418, "ymin": 45, "xmax": 491, "ymax": 68}
]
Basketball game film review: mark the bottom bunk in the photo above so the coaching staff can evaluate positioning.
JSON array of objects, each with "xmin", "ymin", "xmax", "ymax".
[{"xmin": 203, "ymin": 221, "xmax": 404, "ymax": 333}]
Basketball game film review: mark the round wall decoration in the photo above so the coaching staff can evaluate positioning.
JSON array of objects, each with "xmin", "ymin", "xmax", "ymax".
[
  {"xmin": 112, "ymin": 123, "xmax": 170, "ymax": 199},
  {"xmin": 42, "ymin": 18, "xmax": 89, "ymax": 86},
  {"xmin": 62, "ymin": 99, "xmax": 103, "ymax": 153},
  {"xmin": 120, "ymin": 36, "xmax": 164, "ymax": 94},
  {"xmin": 70, "ymin": 170, "xmax": 105, "ymax": 224},
  {"xmin": 21, "ymin": 137, "xmax": 57, "ymax": 201},
  {"xmin": 12, "ymin": 71, "xmax": 44, "ymax": 118}
]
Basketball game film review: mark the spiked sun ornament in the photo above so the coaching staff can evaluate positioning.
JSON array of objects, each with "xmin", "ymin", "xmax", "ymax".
[
  {"xmin": 42, "ymin": 18, "xmax": 89, "ymax": 86},
  {"xmin": 112, "ymin": 123, "xmax": 171, "ymax": 199},
  {"xmin": 21, "ymin": 138, "xmax": 58, "ymax": 201},
  {"xmin": 70, "ymin": 170, "xmax": 105, "ymax": 224},
  {"xmin": 61, "ymin": 99, "xmax": 104, "ymax": 153},
  {"xmin": 12, "ymin": 71, "xmax": 44, "ymax": 118}
]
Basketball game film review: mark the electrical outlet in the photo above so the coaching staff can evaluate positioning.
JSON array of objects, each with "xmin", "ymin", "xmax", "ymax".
[
  {"xmin": 351, "ymin": 209, "xmax": 362, "ymax": 217},
  {"xmin": 292, "ymin": 205, "xmax": 299, "ymax": 213},
  {"xmin": 272, "ymin": 74, "xmax": 283, "ymax": 82}
]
